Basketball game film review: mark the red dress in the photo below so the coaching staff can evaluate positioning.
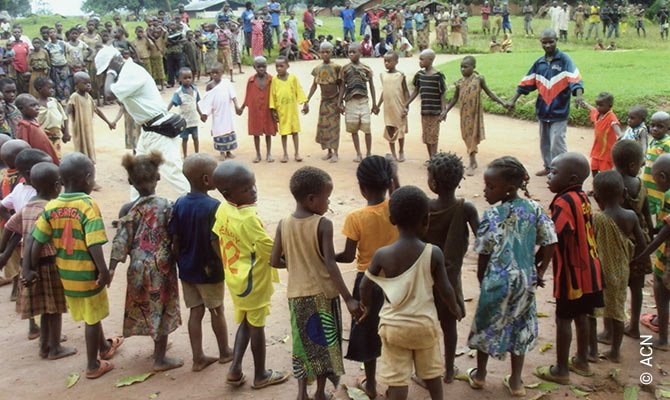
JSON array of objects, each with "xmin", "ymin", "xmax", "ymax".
[
  {"xmin": 252, "ymin": 19, "xmax": 264, "ymax": 58},
  {"xmin": 244, "ymin": 74, "xmax": 277, "ymax": 136},
  {"xmin": 16, "ymin": 120, "xmax": 60, "ymax": 165},
  {"xmin": 589, "ymin": 108, "xmax": 620, "ymax": 171}
]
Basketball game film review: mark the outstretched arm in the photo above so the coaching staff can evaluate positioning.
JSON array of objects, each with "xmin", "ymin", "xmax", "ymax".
[
  {"xmin": 444, "ymin": 85, "xmax": 460, "ymax": 114},
  {"xmin": 403, "ymin": 87, "xmax": 419, "ymax": 116},
  {"xmin": 335, "ymin": 238, "xmax": 357, "ymax": 263},
  {"xmin": 480, "ymin": 76, "xmax": 506, "ymax": 106},
  {"xmin": 464, "ymin": 200, "xmax": 480, "ymax": 236}
]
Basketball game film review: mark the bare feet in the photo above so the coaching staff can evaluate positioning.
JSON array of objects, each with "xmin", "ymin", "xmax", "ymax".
[
  {"xmin": 153, "ymin": 356, "xmax": 184, "ymax": 372},
  {"xmin": 226, "ymin": 152, "xmax": 235, "ymax": 159},
  {"xmin": 192, "ymin": 355, "xmax": 218, "ymax": 372},
  {"xmin": 266, "ymin": 154, "xmax": 274, "ymax": 163},
  {"xmin": 466, "ymin": 166, "xmax": 475, "ymax": 176},
  {"xmin": 329, "ymin": 154, "xmax": 339, "ymax": 163},
  {"xmin": 321, "ymin": 152, "xmax": 333, "ymax": 161},
  {"xmin": 218, "ymin": 152, "xmax": 227, "ymax": 161},
  {"xmin": 295, "ymin": 154, "xmax": 303, "ymax": 162},
  {"xmin": 398, "ymin": 152, "xmax": 405, "ymax": 162},
  {"xmin": 353, "ymin": 154, "xmax": 362, "ymax": 163},
  {"xmin": 280, "ymin": 154, "xmax": 288, "ymax": 163},
  {"xmin": 597, "ymin": 331, "xmax": 613, "ymax": 345},
  {"xmin": 600, "ymin": 350, "xmax": 621, "ymax": 363},
  {"xmin": 624, "ymin": 325, "xmax": 640, "ymax": 339},
  {"xmin": 252, "ymin": 155, "xmax": 261, "ymax": 163},
  {"xmin": 48, "ymin": 345, "xmax": 77, "ymax": 360}
]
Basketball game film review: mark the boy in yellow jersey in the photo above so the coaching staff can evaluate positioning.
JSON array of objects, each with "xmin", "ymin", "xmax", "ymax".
[
  {"xmin": 31, "ymin": 152, "xmax": 122, "ymax": 379},
  {"xmin": 211, "ymin": 160, "xmax": 288, "ymax": 389}
]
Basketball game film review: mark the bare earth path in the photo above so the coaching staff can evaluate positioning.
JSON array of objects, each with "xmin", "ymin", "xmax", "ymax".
[{"xmin": 0, "ymin": 53, "xmax": 666, "ymax": 400}]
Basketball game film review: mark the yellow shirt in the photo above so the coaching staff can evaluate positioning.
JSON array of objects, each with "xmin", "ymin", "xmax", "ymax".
[
  {"xmin": 212, "ymin": 201, "xmax": 278, "ymax": 311},
  {"xmin": 269, "ymin": 73, "xmax": 307, "ymax": 136},
  {"xmin": 342, "ymin": 199, "xmax": 399, "ymax": 271},
  {"xmin": 589, "ymin": 6, "xmax": 601, "ymax": 23}
]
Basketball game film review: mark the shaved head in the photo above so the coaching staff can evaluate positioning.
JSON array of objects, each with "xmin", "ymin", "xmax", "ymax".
[
  {"xmin": 60, "ymin": 152, "xmax": 94, "ymax": 186},
  {"xmin": 213, "ymin": 160, "xmax": 254, "ymax": 195},
  {"xmin": 31, "ymin": 162, "xmax": 60, "ymax": 194},
  {"xmin": 0, "ymin": 139, "xmax": 30, "ymax": 168},
  {"xmin": 420, "ymin": 48, "xmax": 436, "ymax": 61},
  {"xmin": 554, "ymin": 152, "xmax": 590, "ymax": 182},
  {"xmin": 182, "ymin": 153, "xmax": 217, "ymax": 186},
  {"xmin": 540, "ymin": 28, "xmax": 557, "ymax": 40}
]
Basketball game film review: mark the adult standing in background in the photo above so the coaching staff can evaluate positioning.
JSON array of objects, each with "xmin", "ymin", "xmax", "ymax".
[
  {"xmin": 393, "ymin": 5, "xmax": 405, "ymax": 39},
  {"xmin": 241, "ymin": 2, "xmax": 255, "ymax": 57},
  {"xmin": 414, "ymin": 7, "xmax": 428, "ymax": 51},
  {"xmin": 269, "ymin": 0, "xmax": 281, "ymax": 44},
  {"xmin": 403, "ymin": 5, "xmax": 414, "ymax": 44},
  {"xmin": 523, "ymin": 0, "xmax": 534, "ymax": 36},
  {"xmin": 367, "ymin": 7, "xmax": 385, "ymax": 46},
  {"xmin": 216, "ymin": 2, "xmax": 235, "ymax": 24},
  {"xmin": 548, "ymin": 0, "xmax": 561, "ymax": 35},
  {"xmin": 341, "ymin": 1, "xmax": 357, "ymax": 41},
  {"xmin": 481, "ymin": 1, "xmax": 491, "ymax": 35},
  {"xmin": 607, "ymin": 3, "xmax": 621, "ymax": 38},
  {"xmin": 178, "ymin": 3, "xmax": 189, "ymax": 25},
  {"xmin": 586, "ymin": 0, "xmax": 601, "ymax": 39},
  {"xmin": 303, "ymin": 4, "xmax": 316, "ymax": 41},
  {"xmin": 600, "ymin": 2, "xmax": 611, "ymax": 36}
]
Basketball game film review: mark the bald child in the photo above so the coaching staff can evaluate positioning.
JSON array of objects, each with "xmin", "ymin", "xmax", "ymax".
[
  {"xmin": 211, "ymin": 160, "xmax": 287, "ymax": 389},
  {"xmin": 168, "ymin": 153, "xmax": 233, "ymax": 372}
]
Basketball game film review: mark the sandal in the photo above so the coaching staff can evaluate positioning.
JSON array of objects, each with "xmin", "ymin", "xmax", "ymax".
[
  {"xmin": 251, "ymin": 370, "xmax": 289, "ymax": 389},
  {"xmin": 640, "ymin": 313, "xmax": 660, "ymax": 333},
  {"xmin": 100, "ymin": 336, "xmax": 124, "ymax": 360},
  {"xmin": 357, "ymin": 376, "xmax": 377, "ymax": 399},
  {"xmin": 568, "ymin": 357, "xmax": 594, "ymax": 377},
  {"xmin": 465, "ymin": 367, "xmax": 485, "ymax": 389},
  {"xmin": 86, "ymin": 359, "xmax": 114, "ymax": 379},
  {"xmin": 533, "ymin": 365, "xmax": 569, "ymax": 385},
  {"xmin": 226, "ymin": 373, "xmax": 246, "ymax": 387},
  {"xmin": 503, "ymin": 375, "xmax": 526, "ymax": 397}
]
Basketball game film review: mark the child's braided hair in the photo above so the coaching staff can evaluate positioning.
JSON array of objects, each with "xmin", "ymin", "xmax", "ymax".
[
  {"xmin": 428, "ymin": 152, "xmax": 464, "ymax": 192},
  {"xmin": 488, "ymin": 156, "xmax": 531, "ymax": 198},
  {"xmin": 356, "ymin": 155, "xmax": 393, "ymax": 191}
]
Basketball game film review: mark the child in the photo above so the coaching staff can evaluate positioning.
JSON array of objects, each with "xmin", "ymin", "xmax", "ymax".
[
  {"xmin": 444, "ymin": 56, "xmax": 507, "ymax": 175},
  {"xmin": 199, "ymin": 62, "xmax": 240, "ymax": 160},
  {"xmin": 14, "ymin": 94, "xmax": 60, "ymax": 165},
  {"xmin": 168, "ymin": 67, "xmax": 205, "ymax": 158},
  {"xmin": 287, "ymin": 11, "xmax": 300, "ymax": 44},
  {"xmin": 336, "ymin": 156, "xmax": 399, "ymax": 399},
  {"xmin": 215, "ymin": 21, "xmax": 233, "ymax": 80},
  {"xmin": 612, "ymin": 140, "xmax": 654, "ymax": 339},
  {"xmin": 131, "ymin": 26, "xmax": 156, "ymax": 76},
  {"xmin": 374, "ymin": 39, "xmax": 389, "ymax": 58},
  {"xmin": 279, "ymin": 31, "xmax": 297, "ymax": 60},
  {"xmin": 271, "ymin": 167, "xmax": 362, "ymax": 400},
  {"xmin": 398, "ymin": 34, "xmax": 413, "ymax": 57},
  {"xmin": 490, "ymin": 36, "xmax": 501, "ymax": 53},
  {"xmin": 211, "ymin": 160, "xmax": 287, "ymax": 389},
  {"xmin": 109, "ymin": 151, "xmax": 182, "ymax": 372},
  {"xmin": 450, "ymin": 14, "xmax": 463, "ymax": 54},
  {"xmin": 622, "ymin": 105, "xmax": 649, "ymax": 153},
  {"xmin": 169, "ymin": 154, "xmax": 233, "ymax": 371},
  {"xmin": 11, "ymin": 162, "xmax": 76, "ymax": 359},
  {"xmin": 594, "ymin": 39, "xmax": 606, "ymax": 50},
  {"xmin": 361, "ymin": 34, "xmax": 373, "ymax": 57},
  {"xmin": 27, "ymin": 38, "xmax": 50, "ymax": 99},
  {"xmin": 306, "ymin": 42, "xmax": 342, "ymax": 163},
  {"xmin": 423, "ymin": 152, "xmax": 479, "ymax": 384},
  {"xmin": 607, "ymin": 40, "xmax": 616, "ymax": 50},
  {"xmin": 203, "ymin": 23, "xmax": 218, "ymax": 74},
  {"xmin": 383, "ymin": 19, "xmax": 395, "ymax": 49},
  {"xmin": 32, "ymin": 152, "xmax": 122, "ymax": 379},
  {"xmin": 67, "ymin": 72, "xmax": 115, "ymax": 164},
  {"xmin": 35, "ymin": 78, "xmax": 69, "ymax": 159},
  {"xmin": 501, "ymin": 33, "xmax": 512, "ymax": 52},
  {"xmin": 149, "ymin": 27, "xmax": 165, "ymax": 90},
  {"xmin": 584, "ymin": 92, "xmax": 623, "ymax": 179},
  {"xmin": 338, "ymin": 43, "xmax": 377, "ymax": 163},
  {"xmin": 1, "ymin": 78, "xmax": 21, "ymax": 137},
  {"xmin": 299, "ymin": 31, "xmax": 316, "ymax": 60},
  {"xmin": 641, "ymin": 111, "xmax": 670, "ymax": 218},
  {"xmin": 376, "ymin": 52, "xmax": 409, "ymax": 162},
  {"xmin": 239, "ymin": 56, "xmax": 277, "ymax": 163},
  {"xmin": 588, "ymin": 170, "xmax": 646, "ymax": 363},
  {"xmin": 404, "ymin": 49, "xmax": 446, "ymax": 162},
  {"xmin": 633, "ymin": 152, "xmax": 670, "ymax": 350},
  {"xmin": 359, "ymin": 185, "xmax": 462, "ymax": 400},
  {"xmin": 468, "ymin": 157, "xmax": 556, "ymax": 396},
  {"xmin": 536, "ymin": 152, "xmax": 604, "ymax": 384},
  {"xmin": 269, "ymin": 56, "xmax": 307, "ymax": 163},
  {"xmin": 184, "ymin": 31, "xmax": 201, "ymax": 82}
]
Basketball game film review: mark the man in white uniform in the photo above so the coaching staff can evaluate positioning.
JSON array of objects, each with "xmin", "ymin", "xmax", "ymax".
[{"xmin": 96, "ymin": 47, "xmax": 189, "ymax": 199}]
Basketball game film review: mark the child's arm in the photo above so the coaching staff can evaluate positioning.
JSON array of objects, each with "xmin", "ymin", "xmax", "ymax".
[
  {"xmin": 403, "ymin": 86, "xmax": 419, "ymax": 117},
  {"xmin": 335, "ymin": 238, "xmax": 357, "ymax": 263},
  {"xmin": 337, "ymin": 78, "xmax": 346, "ymax": 114},
  {"xmin": 476, "ymin": 253, "xmax": 489, "ymax": 284},
  {"xmin": 112, "ymin": 104, "xmax": 125, "ymax": 126},
  {"xmin": 318, "ymin": 217, "xmax": 362, "ymax": 319},
  {"xmin": 167, "ymin": 100, "xmax": 175, "ymax": 111},
  {"xmin": 197, "ymin": 101, "xmax": 207, "ymax": 122},
  {"xmin": 401, "ymin": 75, "xmax": 410, "ymax": 105},
  {"xmin": 444, "ymin": 85, "xmax": 460, "ymax": 115},
  {"xmin": 94, "ymin": 106, "xmax": 116, "ymax": 130},
  {"xmin": 376, "ymin": 91, "xmax": 384, "ymax": 111},
  {"xmin": 439, "ymin": 86, "xmax": 447, "ymax": 121},
  {"xmin": 581, "ymin": 101, "xmax": 595, "ymax": 111},
  {"xmin": 0, "ymin": 232, "xmax": 20, "ymax": 270},
  {"xmin": 20, "ymin": 236, "xmax": 37, "ymax": 284},
  {"xmin": 89, "ymin": 244, "xmax": 111, "ymax": 287},
  {"xmin": 633, "ymin": 223, "xmax": 670, "ymax": 264},
  {"xmin": 432, "ymin": 246, "xmax": 463, "ymax": 320},
  {"xmin": 368, "ymin": 75, "xmax": 378, "ymax": 115},
  {"xmin": 464, "ymin": 200, "xmax": 480, "ymax": 236},
  {"xmin": 231, "ymin": 97, "xmax": 241, "ymax": 117},
  {"xmin": 480, "ymin": 76, "xmax": 507, "ymax": 107},
  {"xmin": 304, "ymin": 76, "xmax": 318, "ymax": 114},
  {"xmin": 535, "ymin": 243, "xmax": 557, "ymax": 287},
  {"xmin": 643, "ymin": 197, "xmax": 654, "ymax": 241},
  {"xmin": 612, "ymin": 122, "xmax": 623, "ymax": 139},
  {"xmin": 270, "ymin": 222, "xmax": 286, "ymax": 269},
  {"xmin": 631, "ymin": 214, "xmax": 648, "ymax": 258}
]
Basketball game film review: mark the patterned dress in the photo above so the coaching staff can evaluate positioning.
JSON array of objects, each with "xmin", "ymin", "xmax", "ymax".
[
  {"xmin": 468, "ymin": 198, "xmax": 557, "ymax": 359},
  {"xmin": 262, "ymin": 15, "xmax": 274, "ymax": 51},
  {"xmin": 252, "ymin": 19, "xmax": 264, "ymax": 58},
  {"xmin": 457, "ymin": 72, "xmax": 485, "ymax": 155},
  {"xmin": 312, "ymin": 63, "xmax": 342, "ymax": 150},
  {"xmin": 111, "ymin": 196, "xmax": 181, "ymax": 339}
]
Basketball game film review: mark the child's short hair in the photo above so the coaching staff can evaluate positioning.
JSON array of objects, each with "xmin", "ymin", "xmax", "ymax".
[
  {"xmin": 0, "ymin": 77, "xmax": 16, "ymax": 92},
  {"xmin": 210, "ymin": 61, "xmax": 223, "ymax": 71},
  {"xmin": 179, "ymin": 67, "xmax": 192, "ymax": 77},
  {"xmin": 290, "ymin": 166, "xmax": 331, "ymax": 201},
  {"xmin": 135, "ymin": 26, "xmax": 144, "ymax": 32},
  {"xmin": 33, "ymin": 77, "xmax": 51, "ymax": 91},
  {"xmin": 428, "ymin": 152, "xmax": 464, "ymax": 192},
  {"xmin": 593, "ymin": 170, "xmax": 624, "ymax": 199},
  {"xmin": 389, "ymin": 185, "xmax": 429, "ymax": 228},
  {"xmin": 629, "ymin": 105, "xmax": 648, "ymax": 121},
  {"xmin": 612, "ymin": 139, "xmax": 644, "ymax": 170},
  {"xmin": 15, "ymin": 148, "xmax": 50, "ymax": 174},
  {"xmin": 462, "ymin": 55, "xmax": 476, "ymax": 66},
  {"xmin": 488, "ymin": 156, "xmax": 531, "ymax": 197},
  {"xmin": 356, "ymin": 155, "xmax": 393, "ymax": 191},
  {"xmin": 595, "ymin": 91, "xmax": 614, "ymax": 106},
  {"xmin": 121, "ymin": 150, "xmax": 164, "ymax": 192},
  {"xmin": 275, "ymin": 55, "xmax": 289, "ymax": 65}
]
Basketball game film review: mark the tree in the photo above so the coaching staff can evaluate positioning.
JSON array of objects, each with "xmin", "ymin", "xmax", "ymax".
[
  {"xmin": 81, "ymin": 0, "xmax": 171, "ymax": 16},
  {"xmin": 0, "ymin": 0, "xmax": 31, "ymax": 17}
]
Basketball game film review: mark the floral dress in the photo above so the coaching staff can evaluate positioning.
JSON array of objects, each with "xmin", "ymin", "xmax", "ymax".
[
  {"xmin": 111, "ymin": 196, "xmax": 181, "ymax": 339},
  {"xmin": 262, "ymin": 15, "xmax": 274, "ymax": 51},
  {"xmin": 468, "ymin": 198, "xmax": 557, "ymax": 359},
  {"xmin": 252, "ymin": 19, "xmax": 264, "ymax": 58}
]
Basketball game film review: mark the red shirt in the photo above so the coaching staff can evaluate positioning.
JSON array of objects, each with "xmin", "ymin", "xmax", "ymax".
[
  {"xmin": 15, "ymin": 120, "xmax": 60, "ymax": 165},
  {"xmin": 368, "ymin": 10, "xmax": 385, "ymax": 28},
  {"xmin": 243, "ymin": 74, "xmax": 277, "ymax": 136},
  {"xmin": 589, "ymin": 108, "xmax": 620, "ymax": 163},
  {"xmin": 9, "ymin": 41, "xmax": 30, "ymax": 73},
  {"xmin": 182, "ymin": 12, "xmax": 189, "ymax": 24},
  {"xmin": 303, "ymin": 11, "xmax": 315, "ymax": 30}
]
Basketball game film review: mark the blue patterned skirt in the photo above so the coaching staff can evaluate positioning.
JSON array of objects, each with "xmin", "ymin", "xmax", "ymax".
[{"xmin": 213, "ymin": 133, "xmax": 238, "ymax": 152}]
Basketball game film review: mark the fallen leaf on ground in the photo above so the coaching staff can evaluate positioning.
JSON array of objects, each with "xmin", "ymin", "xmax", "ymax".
[
  {"xmin": 624, "ymin": 385, "xmax": 640, "ymax": 400},
  {"xmin": 609, "ymin": 368, "xmax": 621, "ymax": 378},
  {"xmin": 115, "ymin": 372, "xmax": 154, "ymax": 388},
  {"xmin": 528, "ymin": 393, "xmax": 548, "ymax": 400},
  {"xmin": 537, "ymin": 312, "xmax": 549, "ymax": 318},
  {"xmin": 464, "ymin": 298, "xmax": 473, "ymax": 302},
  {"xmin": 279, "ymin": 334, "xmax": 289, "ymax": 343},
  {"xmin": 539, "ymin": 343, "xmax": 553, "ymax": 352},
  {"xmin": 525, "ymin": 382, "xmax": 560, "ymax": 391},
  {"xmin": 659, "ymin": 389, "xmax": 670, "ymax": 398},
  {"xmin": 149, "ymin": 393, "xmax": 159, "ymax": 399},
  {"xmin": 643, "ymin": 291, "xmax": 652, "ymax": 296},
  {"xmin": 570, "ymin": 385, "xmax": 590, "ymax": 396},
  {"xmin": 343, "ymin": 384, "xmax": 370, "ymax": 400},
  {"xmin": 66, "ymin": 371, "xmax": 79, "ymax": 389},
  {"xmin": 453, "ymin": 375, "xmax": 469, "ymax": 382},
  {"xmin": 468, "ymin": 349, "xmax": 476, "ymax": 358}
]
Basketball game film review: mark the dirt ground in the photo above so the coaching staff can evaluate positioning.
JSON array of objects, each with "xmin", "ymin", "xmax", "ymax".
[{"xmin": 0, "ymin": 52, "xmax": 667, "ymax": 400}]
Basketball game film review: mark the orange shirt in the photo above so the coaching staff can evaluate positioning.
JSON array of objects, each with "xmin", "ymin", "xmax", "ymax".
[
  {"xmin": 589, "ymin": 108, "xmax": 619, "ymax": 162},
  {"xmin": 299, "ymin": 39, "xmax": 311, "ymax": 55},
  {"xmin": 342, "ymin": 199, "xmax": 399, "ymax": 271}
]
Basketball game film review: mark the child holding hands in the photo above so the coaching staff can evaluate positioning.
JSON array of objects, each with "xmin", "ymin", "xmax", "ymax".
[
  {"xmin": 622, "ymin": 105, "xmax": 649, "ymax": 152},
  {"xmin": 582, "ymin": 92, "xmax": 622, "ymax": 179},
  {"xmin": 239, "ymin": 56, "xmax": 277, "ymax": 163},
  {"xmin": 168, "ymin": 67, "xmax": 205, "ymax": 157},
  {"xmin": 642, "ymin": 111, "xmax": 670, "ymax": 218},
  {"xmin": 377, "ymin": 52, "xmax": 409, "ymax": 162},
  {"xmin": 35, "ymin": 77, "xmax": 70, "ymax": 159},
  {"xmin": 200, "ymin": 62, "xmax": 240, "ymax": 160}
]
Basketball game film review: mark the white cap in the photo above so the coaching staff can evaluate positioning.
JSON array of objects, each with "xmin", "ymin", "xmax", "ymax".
[{"xmin": 94, "ymin": 46, "xmax": 121, "ymax": 75}]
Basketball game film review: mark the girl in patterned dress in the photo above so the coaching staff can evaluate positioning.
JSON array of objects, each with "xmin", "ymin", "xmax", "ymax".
[
  {"xmin": 109, "ymin": 151, "xmax": 182, "ymax": 372},
  {"xmin": 252, "ymin": 13, "xmax": 264, "ymax": 58},
  {"xmin": 467, "ymin": 157, "xmax": 557, "ymax": 397}
]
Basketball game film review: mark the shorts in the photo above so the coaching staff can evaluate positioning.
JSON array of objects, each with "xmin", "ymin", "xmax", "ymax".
[
  {"xmin": 421, "ymin": 114, "xmax": 441, "ymax": 145},
  {"xmin": 503, "ymin": 21, "xmax": 512, "ymax": 30},
  {"xmin": 386, "ymin": 35, "xmax": 395, "ymax": 45},
  {"xmin": 179, "ymin": 126, "xmax": 198, "ymax": 140},
  {"xmin": 182, "ymin": 281, "xmax": 224, "ymax": 309},
  {"xmin": 590, "ymin": 157, "xmax": 613, "ymax": 172},
  {"xmin": 244, "ymin": 31, "xmax": 252, "ymax": 48},
  {"xmin": 556, "ymin": 291, "xmax": 604, "ymax": 320},
  {"xmin": 378, "ymin": 325, "xmax": 444, "ymax": 386},
  {"xmin": 345, "ymin": 97, "xmax": 371, "ymax": 134},
  {"xmin": 66, "ymin": 288, "xmax": 110, "ymax": 325},
  {"xmin": 235, "ymin": 306, "xmax": 270, "ymax": 327},
  {"xmin": 482, "ymin": 19, "xmax": 490, "ymax": 29}
]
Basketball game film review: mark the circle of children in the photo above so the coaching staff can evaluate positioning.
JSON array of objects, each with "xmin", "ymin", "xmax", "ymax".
[{"xmin": 0, "ymin": 3, "xmax": 669, "ymax": 400}]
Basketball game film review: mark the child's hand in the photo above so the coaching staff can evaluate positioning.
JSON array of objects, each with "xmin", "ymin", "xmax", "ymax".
[
  {"xmin": 345, "ymin": 298, "xmax": 363, "ymax": 320},
  {"xmin": 21, "ymin": 269, "xmax": 37, "ymax": 286},
  {"xmin": 107, "ymin": 269, "xmax": 115, "ymax": 288},
  {"xmin": 201, "ymin": 114, "xmax": 208, "ymax": 122},
  {"xmin": 235, "ymin": 107, "xmax": 243, "ymax": 116},
  {"xmin": 96, "ymin": 270, "xmax": 110, "ymax": 287},
  {"xmin": 338, "ymin": 104, "xmax": 345, "ymax": 114},
  {"xmin": 357, "ymin": 303, "xmax": 369, "ymax": 323},
  {"xmin": 108, "ymin": 121, "xmax": 116, "ymax": 130},
  {"xmin": 302, "ymin": 103, "xmax": 309, "ymax": 114},
  {"xmin": 439, "ymin": 110, "xmax": 447, "ymax": 121},
  {"xmin": 505, "ymin": 100, "xmax": 515, "ymax": 110},
  {"xmin": 271, "ymin": 110, "xmax": 279, "ymax": 123},
  {"xmin": 62, "ymin": 133, "xmax": 71, "ymax": 143},
  {"xmin": 401, "ymin": 106, "xmax": 409, "ymax": 117},
  {"xmin": 372, "ymin": 105, "xmax": 379, "ymax": 115}
]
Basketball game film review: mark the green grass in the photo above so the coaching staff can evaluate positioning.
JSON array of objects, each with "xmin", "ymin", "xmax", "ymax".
[{"xmin": 438, "ymin": 50, "xmax": 670, "ymax": 127}]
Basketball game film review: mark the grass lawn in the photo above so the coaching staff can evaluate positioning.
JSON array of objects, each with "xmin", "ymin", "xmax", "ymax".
[{"xmin": 437, "ymin": 49, "xmax": 670, "ymax": 127}]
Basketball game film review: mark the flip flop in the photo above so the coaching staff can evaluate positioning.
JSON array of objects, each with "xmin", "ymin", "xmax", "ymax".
[
  {"xmin": 640, "ymin": 313, "xmax": 660, "ymax": 333},
  {"xmin": 357, "ymin": 376, "xmax": 377, "ymax": 399},
  {"xmin": 226, "ymin": 373, "xmax": 247, "ymax": 387},
  {"xmin": 465, "ymin": 367, "xmax": 485, "ymax": 389},
  {"xmin": 533, "ymin": 365, "xmax": 569, "ymax": 385},
  {"xmin": 251, "ymin": 370, "xmax": 289, "ymax": 389},
  {"xmin": 28, "ymin": 331, "xmax": 40, "ymax": 340},
  {"xmin": 86, "ymin": 359, "xmax": 114, "ymax": 379},
  {"xmin": 569, "ymin": 357, "xmax": 594, "ymax": 377},
  {"xmin": 503, "ymin": 375, "xmax": 526, "ymax": 397},
  {"xmin": 100, "ymin": 336, "xmax": 124, "ymax": 360}
]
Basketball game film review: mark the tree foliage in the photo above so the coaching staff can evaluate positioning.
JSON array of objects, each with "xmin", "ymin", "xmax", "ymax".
[
  {"xmin": 81, "ymin": 0, "xmax": 172, "ymax": 16},
  {"xmin": 0, "ymin": 0, "xmax": 32, "ymax": 17}
]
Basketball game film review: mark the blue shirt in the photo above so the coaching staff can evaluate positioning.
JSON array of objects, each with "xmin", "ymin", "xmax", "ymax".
[
  {"xmin": 404, "ymin": 11, "xmax": 414, "ymax": 29},
  {"xmin": 242, "ymin": 9, "xmax": 254, "ymax": 32},
  {"xmin": 341, "ymin": 8, "xmax": 356, "ymax": 29},
  {"xmin": 269, "ymin": 2, "xmax": 281, "ymax": 26},
  {"xmin": 168, "ymin": 192, "xmax": 224, "ymax": 284}
]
